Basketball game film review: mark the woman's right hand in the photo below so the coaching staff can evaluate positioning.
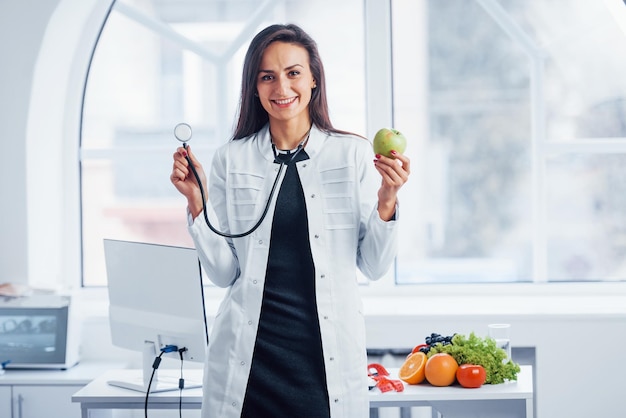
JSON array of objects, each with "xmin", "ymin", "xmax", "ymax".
[{"xmin": 170, "ymin": 146, "xmax": 207, "ymax": 218}]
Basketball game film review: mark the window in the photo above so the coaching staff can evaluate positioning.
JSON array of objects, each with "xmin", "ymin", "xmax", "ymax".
[
  {"xmin": 82, "ymin": 0, "xmax": 626, "ymax": 286},
  {"xmin": 81, "ymin": 0, "xmax": 366, "ymax": 285},
  {"xmin": 393, "ymin": 0, "xmax": 626, "ymax": 283}
]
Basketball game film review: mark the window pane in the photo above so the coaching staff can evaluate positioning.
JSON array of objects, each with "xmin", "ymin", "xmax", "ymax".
[
  {"xmin": 393, "ymin": 0, "xmax": 532, "ymax": 283},
  {"xmin": 497, "ymin": 0, "xmax": 626, "ymax": 139},
  {"xmin": 547, "ymin": 153, "xmax": 626, "ymax": 281},
  {"xmin": 81, "ymin": 0, "xmax": 365, "ymax": 285},
  {"xmin": 393, "ymin": 0, "xmax": 626, "ymax": 284}
]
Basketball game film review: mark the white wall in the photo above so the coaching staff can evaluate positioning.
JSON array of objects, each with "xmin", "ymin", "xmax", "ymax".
[
  {"xmin": 0, "ymin": 0, "xmax": 114, "ymax": 290},
  {"xmin": 1, "ymin": 1, "xmax": 625, "ymax": 417},
  {"xmin": 0, "ymin": 0, "xmax": 60, "ymax": 283}
]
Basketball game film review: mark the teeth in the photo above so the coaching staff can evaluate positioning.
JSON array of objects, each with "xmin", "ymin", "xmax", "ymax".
[{"xmin": 275, "ymin": 97, "xmax": 296, "ymax": 105}]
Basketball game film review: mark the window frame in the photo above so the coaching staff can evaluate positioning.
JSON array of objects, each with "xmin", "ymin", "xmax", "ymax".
[{"xmin": 23, "ymin": 0, "xmax": 626, "ymax": 294}]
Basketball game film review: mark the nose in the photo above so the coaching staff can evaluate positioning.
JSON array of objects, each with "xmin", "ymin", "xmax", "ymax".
[{"xmin": 275, "ymin": 74, "xmax": 290, "ymax": 95}]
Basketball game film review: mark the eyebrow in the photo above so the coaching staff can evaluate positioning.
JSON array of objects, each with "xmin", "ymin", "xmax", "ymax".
[{"xmin": 258, "ymin": 64, "xmax": 304, "ymax": 74}]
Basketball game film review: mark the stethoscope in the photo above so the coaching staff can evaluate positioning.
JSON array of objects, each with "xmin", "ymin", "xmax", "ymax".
[{"xmin": 174, "ymin": 122, "xmax": 308, "ymax": 238}]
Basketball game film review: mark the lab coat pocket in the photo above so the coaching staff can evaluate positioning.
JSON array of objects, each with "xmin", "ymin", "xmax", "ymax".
[
  {"xmin": 320, "ymin": 165, "xmax": 356, "ymax": 230},
  {"xmin": 228, "ymin": 171, "xmax": 264, "ymax": 222}
]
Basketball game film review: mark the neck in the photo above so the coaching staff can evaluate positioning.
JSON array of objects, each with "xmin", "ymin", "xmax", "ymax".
[{"xmin": 269, "ymin": 120, "xmax": 312, "ymax": 150}]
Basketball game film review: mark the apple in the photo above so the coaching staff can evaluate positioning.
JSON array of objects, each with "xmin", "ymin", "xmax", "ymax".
[{"xmin": 373, "ymin": 128, "xmax": 407, "ymax": 158}]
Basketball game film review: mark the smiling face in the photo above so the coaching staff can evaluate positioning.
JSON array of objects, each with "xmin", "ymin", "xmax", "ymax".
[{"xmin": 256, "ymin": 41, "xmax": 316, "ymax": 129}]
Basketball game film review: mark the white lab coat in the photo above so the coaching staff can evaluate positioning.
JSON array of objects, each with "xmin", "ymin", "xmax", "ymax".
[{"xmin": 188, "ymin": 124, "xmax": 398, "ymax": 417}]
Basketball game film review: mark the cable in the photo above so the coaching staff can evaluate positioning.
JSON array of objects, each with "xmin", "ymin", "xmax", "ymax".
[
  {"xmin": 144, "ymin": 345, "xmax": 179, "ymax": 418},
  {"xmin": 144, "ymin": 351, "xmax": 163, "ymax": 418},
  {"xmin": 178, "ymin": 347, "xmax": 187, "ymax": 418}
]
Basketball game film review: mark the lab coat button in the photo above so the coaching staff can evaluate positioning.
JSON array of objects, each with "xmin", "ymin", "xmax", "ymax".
[
  {"xmin": 303, "ymin": 163, "xmax": 307, "ymax": 167},
  {"xmin": 314, "ymin": 234, "xmax": 319, "ymax": 239},
  {"xmin": 240, "ymin": 361, "xmax": 245, "ymax": 366},
  {"xmin": 330, "ymin": 357, "xmax": 334, "ymax": 361},
  {"xmin": 334, "ymin": 398, "xmax": 339, "ymax": 403},
  {"xmin": 232, "ymin": 402, "xmax": 237, "ymax": 407},
  {"xmin": 311, "ymin": 193, "xmax": 315, "ymax": 198},
  {"xmin": 323, "ymin": 316, "xmax": 328, "ymax": 320},
  {"xmin": 253, "ymin": 279, "xmax": 258, "ymax": 284},
  {"xmin": 248, "ymin": 320, "xmax": 253, "ymax": 325},
  {"xmin": 258, "ymin": 239, "xmax": 263, "ymax": 245},
  {"xmin": 320, "ymin": 274, "xmax": 325, "ymax": 279}
]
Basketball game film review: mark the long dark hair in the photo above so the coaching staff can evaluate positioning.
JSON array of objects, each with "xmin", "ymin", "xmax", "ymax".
[{"xmin": 232, "ymin": 23, "xmax": 353, "ymax": 140}]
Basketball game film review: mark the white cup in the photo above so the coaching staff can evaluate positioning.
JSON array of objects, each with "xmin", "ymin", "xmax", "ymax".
[{"xmin": 488, "ymin": 323, "xmax": 511, "ymax": 359}]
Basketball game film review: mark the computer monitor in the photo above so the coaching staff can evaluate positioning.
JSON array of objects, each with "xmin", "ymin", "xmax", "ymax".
[{"xmin": 103, "ymin": 239, "xmax": 208, "ymax": 393}]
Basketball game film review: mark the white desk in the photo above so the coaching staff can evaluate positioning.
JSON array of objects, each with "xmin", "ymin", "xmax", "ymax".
[
  {"xmin": 73, "ymin": 366, "xmax": 533, "ymax": 418},
  {"xmin": 72, "ymin": 369, "xmax": 203, "ymax": 417},
  {"xmin": 0, "ymin": 362, "xmax": 124, "ymax": 418},
  {"xmin": 371, "ymin": 366, "xmax": 533, "ymax": 418}
]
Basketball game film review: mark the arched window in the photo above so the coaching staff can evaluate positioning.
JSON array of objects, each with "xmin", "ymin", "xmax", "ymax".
[{"xmin": 81, "ymin": 0, "xmax": 367, "ymax": 285}]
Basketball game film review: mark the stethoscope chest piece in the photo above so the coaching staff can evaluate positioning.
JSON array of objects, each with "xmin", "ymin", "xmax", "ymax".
[{"xmin": 174, "ymin": 123, "xmax": 192, "ymax": 146}]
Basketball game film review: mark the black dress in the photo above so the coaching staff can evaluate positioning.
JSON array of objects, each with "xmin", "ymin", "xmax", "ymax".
[{"xmin": 241, "ymin": 150, "xmax": 330, "ymax": 418}]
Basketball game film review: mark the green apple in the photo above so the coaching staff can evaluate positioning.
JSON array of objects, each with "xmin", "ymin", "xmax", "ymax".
[{"xmin": 373, "ymin": 128, "xmax": 407, "ymax": 158}]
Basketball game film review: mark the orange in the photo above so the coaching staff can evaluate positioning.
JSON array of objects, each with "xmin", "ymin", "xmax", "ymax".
[
  {"xmin": 398, "ymin": 351, "xmax": 427, "ymax": 384},
  {"xmin": 425, "ymin": 353, "xmax": 459, "ymax": 386}
]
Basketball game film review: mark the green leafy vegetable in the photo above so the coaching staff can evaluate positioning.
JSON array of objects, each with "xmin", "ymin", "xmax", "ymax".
[{"xmin": 427, "ymin": 332, "xmax": 520, "ymax": 384}]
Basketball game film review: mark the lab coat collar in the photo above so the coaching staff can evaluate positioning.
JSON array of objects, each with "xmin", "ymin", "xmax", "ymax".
[{"xmin": 255, "ymin": 123, "xmax": 326, "ymax": 163}]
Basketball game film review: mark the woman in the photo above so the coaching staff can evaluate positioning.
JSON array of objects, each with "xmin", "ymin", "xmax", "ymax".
[{"xmin": 171, "ymin": 23, "xmax": 410, "ymax": 418}]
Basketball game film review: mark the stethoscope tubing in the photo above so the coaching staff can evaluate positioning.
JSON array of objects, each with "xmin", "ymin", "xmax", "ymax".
[{"xmin": 184, "ymin": 141, "xmax": 304, "ymax": 238}]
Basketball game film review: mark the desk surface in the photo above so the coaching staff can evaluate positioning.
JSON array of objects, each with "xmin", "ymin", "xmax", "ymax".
[
  {"xmin": 73, "ymin": 365, "xmax": 532, "ymax": 407},
  {"xmin": 370, "ymin": 365, "xmax": 532, "ymax": 405},
  {"xmin": 0, "ymin": 362, "xmax": 125, "ymax": 386},
  {"xmin": 73, "ymin": 369, "xmax": 204, "ymax": 406}
]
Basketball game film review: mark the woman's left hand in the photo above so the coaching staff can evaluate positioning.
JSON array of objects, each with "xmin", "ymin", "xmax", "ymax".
[{"xmin": 374, "ymin": 150, "xmax": 411, "ymax": 221}]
